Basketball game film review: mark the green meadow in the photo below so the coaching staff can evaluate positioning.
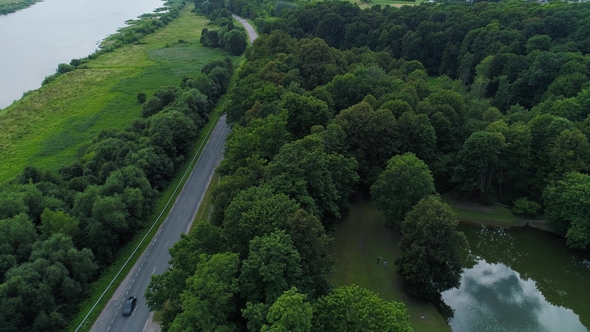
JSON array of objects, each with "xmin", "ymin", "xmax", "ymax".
[
  {"xmin": 0, "ymin": 3, "xmax": 231, "ymax": 183},
  {"xmin": 330, "ymin": 199, "xmax": 451, "ymax": 332}
]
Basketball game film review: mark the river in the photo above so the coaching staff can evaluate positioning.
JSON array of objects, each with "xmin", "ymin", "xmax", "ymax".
[
  {"xmin": 443, "ymin": 225, "xmax": 590, "ymax": 332},
  {"xmin": 0, "ymin": 0, "xmax": 165, "ymax": 109}
]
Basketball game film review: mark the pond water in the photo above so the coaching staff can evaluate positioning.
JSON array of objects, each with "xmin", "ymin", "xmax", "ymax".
[
  {"xmin": 442, "ymin": 225, "xmax": 590, "ymax": 332},
  {"xmin": 0, "ymin": 0, "xmax": 165, "ymax": 109}
]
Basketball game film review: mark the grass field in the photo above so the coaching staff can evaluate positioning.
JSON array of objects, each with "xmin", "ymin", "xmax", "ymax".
[
  {"xmin": 440, "ymin": 193, "xmax": 523, "ymax": 227},
  {"xmin": 0, "ymin": 3, "xmax": 234, "ymax": 183},
  {"xmin": 331, "ymin": 198, "xmax": 451, "ymax": 332}
]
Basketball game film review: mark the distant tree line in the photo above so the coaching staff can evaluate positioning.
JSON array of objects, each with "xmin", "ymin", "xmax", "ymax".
[
  {"xmin": 0, "ymin": 57, "xmax": 233, "ymax": 331},
  {"xmin": 193, "ymin": 0, "xmax": 248, "ymax": 55}
]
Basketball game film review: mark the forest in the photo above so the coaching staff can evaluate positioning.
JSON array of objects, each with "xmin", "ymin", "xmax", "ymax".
[
  {"xmin": 2, "ymin": 0, "xmax": 590, "ymax": 331},
  {"xmin": 146, "ymin": 0, "xmax": 590, "ymax": 331}
]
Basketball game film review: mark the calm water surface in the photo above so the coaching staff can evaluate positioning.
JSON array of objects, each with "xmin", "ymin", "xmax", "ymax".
[
  {"xmin": 0, "ymin": 0, "xmax": 164, "ymax": 109},
  {"xmin": 443, "ymin": 225, "xmax": 590, "ymax": 332}
]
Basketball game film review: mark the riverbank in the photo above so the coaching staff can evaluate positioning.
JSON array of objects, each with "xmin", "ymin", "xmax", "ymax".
[
  {"xmin": 0, "ymin": 3, "xmax": 232, "ymax": 183},
  {"xmin": 0, "ymin": 0, "xmax": 41, "ymax": 15},
  {"xmin": 440, "ymin": 194, "xmax": 556, "ymax": 234}
]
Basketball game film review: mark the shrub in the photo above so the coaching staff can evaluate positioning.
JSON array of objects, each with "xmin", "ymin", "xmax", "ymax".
[
  {"xmin": 512, "ymin": 198, "xmax": 540, "ymax": 218},
  {"xmin": 137, "ymin": 92, "xmax": 147, "ymax": 104}
]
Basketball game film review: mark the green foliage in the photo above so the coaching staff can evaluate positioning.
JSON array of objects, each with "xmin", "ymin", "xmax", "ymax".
[
  {"xmin": 222, "ymin": 186, "xmax": 300, "ymax": 256},
  {"xmin": 371, "ymin": 152, "xmax": 436, "ymax": 228},
  {"xmin": 239, "ymin": 231, "xmax": 303, "ymax": 304},
  {"xmin": 511, "ymin": 198, "xmax": 540, "ymax": 218},
  {"xmin": 225, "ymin": 29, "xmax": 248, "ymax": 56},
  {"xmin": 136, "ymin": 92, "xmax": 147, "ymax": 104},
  {"xmin": 334, "ymin": 102, "xmax": 398, "ymax": 186},
  {"xmin": 168, "ymin": 253, "xmax": 241, "ymax": 332},
  {"xmin": 264, "ymin": 135, "xmax": 359, "ymax": 225},
  {"xmin": 312, "ymin": 285, "xmax": 413, "ymax": 332},
  {"xmin": 39, "ymin": 208, "xmax": 79, "ymax": 238},
  {"xmin": 453, "ymin": 131, "xmax": 505, "ymax": 201},
  {"xmin": 543, "ymin": 172, "xmax": 590, "ymax": 249},
  {"xmin": 261, "ymin": 288, "xmax": 312, "ymax": 332},
  {"xmin": 396, "ymin": 197, "xmax": 467, "ymax": 302}
]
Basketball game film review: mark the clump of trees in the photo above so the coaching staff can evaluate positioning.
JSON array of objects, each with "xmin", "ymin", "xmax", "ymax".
[
  {"xmin": 0, "ymin": 57, "xmax": 233, "ymax": 331},
  {"xmin": 195, "ymin": 2, "xmax": 248, "ymax": 55}
]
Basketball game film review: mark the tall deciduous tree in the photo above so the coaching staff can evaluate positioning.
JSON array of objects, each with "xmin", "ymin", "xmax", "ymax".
[
  {"xmin": 264, "ymin": 135, "xmax": 358, "ymax": 225},
  {"xmin": 261, "ymin": 287, "xmax": 312, "ymax": 332},
  {"xmin": 311, "ymin": 284, "xmax": 412, "ymax": 332},
  {"xmin": 396, "ymin": 197, "xmax": 467, "ymax": 302},
  {"xmin": 222, "ymin": 186, "xmax": 299, "ymax": 257},
  {"xmin": 334, "ymin": 102, "xmax": 398, "ymax": 186},
  {"xmin": 371, "ymin": 153, "xmax": 436, "ymax": 228},
  {"xmin": 168, "ymin": 253, "xmax": 241, "ymax": 332},
  {"xmin": 543, "ymin": 172, "xmax": 590, "ymax": 249},
  {"xmin": 453, "ymin": 131, "xmax": 505, "ymax": 201},
  {"xmin": 239, "ymin": 231, "xmax": 303, "ymax": 304}
]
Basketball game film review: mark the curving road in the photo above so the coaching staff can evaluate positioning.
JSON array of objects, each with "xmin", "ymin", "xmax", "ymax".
[
  {"xmin": 89, "ymin": 16, "xmax": 257, "ymax": 332},
  {"xmin": 233, "ymin": 14, "xmax": 258, "ymax": 44}
]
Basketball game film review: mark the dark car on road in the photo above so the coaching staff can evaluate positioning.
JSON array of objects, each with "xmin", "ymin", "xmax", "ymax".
[{"xmin": 123, "ymin": 296, "xmax": 137, "ymax": 316}]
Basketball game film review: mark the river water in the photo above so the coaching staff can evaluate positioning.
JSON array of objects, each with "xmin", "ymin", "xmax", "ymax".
[
  {"xmin": 443, "ymin": 225, "xmax": 590, "ymax": 332},
  {"xmin": 0, "ymin": 0, "xmax": 165, "ymax": 109}
]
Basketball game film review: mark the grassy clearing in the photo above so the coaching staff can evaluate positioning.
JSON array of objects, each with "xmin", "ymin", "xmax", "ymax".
[
  {"xmin": 0, "ymin": 4, "xmax": 234, "ymax": 183},
  {"xmin": 331, "ymin": 198, "xmax": 451, "ymax": 332},
  {"xmin": 440, "ymin": 194, "xmax": 523, "ymax": 227}
]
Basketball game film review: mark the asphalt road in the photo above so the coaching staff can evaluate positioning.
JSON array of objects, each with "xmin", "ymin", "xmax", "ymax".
[
  {"xmin": 88, "ymin": 16, "xmax": 257, "ymax": 332},
  {"xmin": 232, "ymin": 14, "xmax": 258, "ymax": 44},
  {"xmin": 89, "ymin": 115, "xmax": 230, "ymax": 332}
]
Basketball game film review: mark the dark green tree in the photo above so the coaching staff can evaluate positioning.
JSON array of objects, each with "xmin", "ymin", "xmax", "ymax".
[
  {"xmin": 371, "ymin": 153, "xmax": 436, "ymax": 228},
  {"xmin": 396, "ymin": 197, "xmax": 467, "ymax": 302},
  {"xmin": 543, "ymin": 172, "xmax": 590, "ymax": 249},
  {"xmin": 312, "ymin": 284, "xmax": 412, "ymax": 332},
  {"xmin": 239, "ymin": 231, "xmax": 303, "ymax": 304},
  {"xmin": 453, "ymin": 131, "xmax": 505, "ymax": 201},
  {"xmin": 168, "ymin": 253, "xmax": 241, "ymax": 332}
]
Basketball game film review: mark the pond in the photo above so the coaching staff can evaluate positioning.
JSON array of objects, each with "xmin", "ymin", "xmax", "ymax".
[
  {"xmin": 0, "ymin": 0, "xmax": 165, "ymax": 109},
  {"xmin": 442, "ymin": 225, "xmax": 590, "ymax": 332}
]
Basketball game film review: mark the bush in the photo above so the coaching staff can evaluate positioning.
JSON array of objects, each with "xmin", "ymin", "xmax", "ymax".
[
  {"xmin": 512, "ymin": 198, "xmax": 540, "ymax": 218},
  {"xmin": 57, "ymin": 63, "xmax": 75, "ymax": 74},
  {"xmin": 137, "ymin": 92, "xmax": 147, "ymax": 104}
]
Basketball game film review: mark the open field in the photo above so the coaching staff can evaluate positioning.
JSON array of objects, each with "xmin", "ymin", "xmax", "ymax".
[
  {"xmin": 330, "ymin": 198, "xmax": 451, "ymax": 332},
  {"xmin": 0, "ymin": 3, "xmax": 234, "ymax": 183}
]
